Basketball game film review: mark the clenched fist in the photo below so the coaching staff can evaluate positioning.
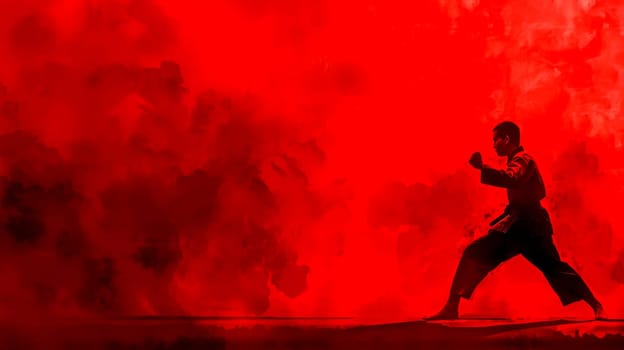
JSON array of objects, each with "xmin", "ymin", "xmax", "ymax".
[{"xmin": 469, "ymin": 152, "xmax": 483, "ymax": 170}]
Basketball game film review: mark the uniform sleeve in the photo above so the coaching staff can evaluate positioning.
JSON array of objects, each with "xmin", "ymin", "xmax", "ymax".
[{"xmin": 480, "ymin": 154, "xmax": 534, "ymax": 188}]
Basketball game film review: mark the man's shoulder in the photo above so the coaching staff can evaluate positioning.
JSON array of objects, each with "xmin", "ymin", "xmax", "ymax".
[{"xmin": 510, "ymin": 151, "xmax": 535, "ymax": 164}]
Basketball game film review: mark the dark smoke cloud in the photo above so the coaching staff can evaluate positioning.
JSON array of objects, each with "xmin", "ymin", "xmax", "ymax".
[{"xmin": 0, "ymin": 0, "xmax": 623, "ymax": 322}]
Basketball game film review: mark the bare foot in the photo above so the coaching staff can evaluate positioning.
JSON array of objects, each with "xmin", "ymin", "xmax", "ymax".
[
  {"xmin": 424, "ymin": 307, "xmax": 459, "ymax": 321},
  {"xmin": 593, "ymin": 303, "xmax": 607, "ymax": 321}
]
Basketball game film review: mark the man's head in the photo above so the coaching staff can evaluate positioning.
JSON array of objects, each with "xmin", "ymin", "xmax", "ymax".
[{"xmin": 492, "ymin": 121, "xmax": 520, "ymax": 157}]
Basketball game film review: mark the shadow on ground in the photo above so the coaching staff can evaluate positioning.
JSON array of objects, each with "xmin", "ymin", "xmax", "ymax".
[{"xmin": 1, "ymin": 317, "xmax": 623, "ymax": 349}]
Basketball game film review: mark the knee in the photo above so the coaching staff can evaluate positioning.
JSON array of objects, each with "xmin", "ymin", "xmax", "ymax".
[
  {"xmin": 537, "ymin": 260, "xmax": 573, "ymax": 275},
  {"xmin": 556, "ymin": 261, "xmax": 576, "ymax": 273},
  {"xmin": 462, "ymin": 241, "xmax": 481, "ymax": 259}
]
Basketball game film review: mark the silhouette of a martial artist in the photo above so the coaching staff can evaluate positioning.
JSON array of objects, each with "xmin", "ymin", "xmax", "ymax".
[{"xmin": 427, "ymin": 121, "xmax": 605, "ymax": 320}]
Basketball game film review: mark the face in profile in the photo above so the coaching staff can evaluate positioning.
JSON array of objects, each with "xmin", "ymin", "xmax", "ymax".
[{"xmin": 493, "ymin": 131, "xmax": 509, "ymax": 157}]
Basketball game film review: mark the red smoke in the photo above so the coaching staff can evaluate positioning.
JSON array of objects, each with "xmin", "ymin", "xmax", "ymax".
[{"xmin": 0, "ymin": 0, "xmax": 623, "ymax": 322}]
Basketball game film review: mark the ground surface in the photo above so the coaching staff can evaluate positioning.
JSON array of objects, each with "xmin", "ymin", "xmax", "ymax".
[{"xmin": 1, "ymin": 316, "xmax": 623, "ymax": 349}]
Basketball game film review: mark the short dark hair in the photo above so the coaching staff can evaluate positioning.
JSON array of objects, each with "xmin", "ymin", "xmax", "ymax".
[{"xmin": 493, "ymin": 121, "xmax": 520, "ymax": 145}]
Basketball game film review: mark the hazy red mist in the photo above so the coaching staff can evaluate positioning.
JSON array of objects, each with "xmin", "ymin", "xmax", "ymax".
[{"xmin": 0, "ymin": 0, "xmax": 623, "ymax": 322}]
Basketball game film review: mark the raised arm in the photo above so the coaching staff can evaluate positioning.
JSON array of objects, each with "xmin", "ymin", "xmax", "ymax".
[{"xmin": 480, "ymin": 153, "xmax": 535, "ymax": 188}]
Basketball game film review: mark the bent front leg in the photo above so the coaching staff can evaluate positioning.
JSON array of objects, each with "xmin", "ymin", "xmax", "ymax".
[{"xmin": 450, "ymin": 231, "xmax": 519, "ymax": 299}]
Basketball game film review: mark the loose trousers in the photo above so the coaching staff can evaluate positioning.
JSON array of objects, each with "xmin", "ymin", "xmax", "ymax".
[{"xmin": 450, "ymin": 210, "xmax": 596, "ymax": 306}]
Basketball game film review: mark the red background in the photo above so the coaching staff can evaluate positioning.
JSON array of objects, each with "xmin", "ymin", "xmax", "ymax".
[{"xmin": 0, "ymin": 0, "xmax": 622, "ymax": 323}]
